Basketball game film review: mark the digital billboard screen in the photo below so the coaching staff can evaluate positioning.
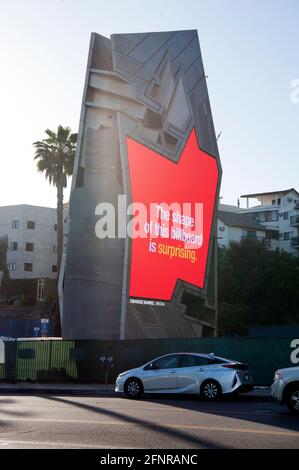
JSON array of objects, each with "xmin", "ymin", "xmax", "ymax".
[{"xmin": 127, "ymin": 128, "xmax": 219, "ymax": 302}]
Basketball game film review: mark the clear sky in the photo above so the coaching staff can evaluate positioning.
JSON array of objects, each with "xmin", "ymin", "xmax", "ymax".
[{"xmin": 0, "ymin": 0, "xmax": 298, "ymax": 208}]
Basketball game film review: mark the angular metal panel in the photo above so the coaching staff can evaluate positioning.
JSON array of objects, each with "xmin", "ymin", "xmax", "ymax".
[{"xmin": 62, "ymin": 30, "xmax": 222, "ymax": 340}]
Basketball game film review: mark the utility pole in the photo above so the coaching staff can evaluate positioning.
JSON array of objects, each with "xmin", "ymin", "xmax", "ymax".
[
  {"xmin": 214, "ymin": 235, "xmax": 223, "ymax": 338},
  {"xmin": 214, "ymin": 234, "xmax": 218, "ymax": 337}
]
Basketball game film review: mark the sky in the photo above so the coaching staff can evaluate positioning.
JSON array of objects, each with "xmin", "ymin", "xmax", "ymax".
[{"xmin": 0, "ymin": 0, "xmax": 298, "ymax": 209}]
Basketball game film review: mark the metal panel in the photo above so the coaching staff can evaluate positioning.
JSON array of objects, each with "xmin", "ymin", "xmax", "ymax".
[{"xmin": 62, "ymin": 30, "xmax": 222, "ymax": 340}]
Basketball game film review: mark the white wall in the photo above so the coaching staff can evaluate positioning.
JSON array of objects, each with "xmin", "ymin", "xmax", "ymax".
[
  {"xmin": 0, "ymin": 205, "xmax": 58, "ymax": 279},
  {"xmin": 217, "ymin": 219, "xmax": 266, "ymax": 248},
  {"xmin": 240, "ymin": 190, "xmax": 299, "ymax": 255}
]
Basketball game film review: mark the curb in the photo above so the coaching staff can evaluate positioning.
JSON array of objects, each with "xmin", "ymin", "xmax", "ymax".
[
  {"xmin": 0, "ymin": 389, "xmax": 115, "ymax": 396},
  {"xmin": 0, "ymin": 387, "xmax": 272, "ymax": 400}
]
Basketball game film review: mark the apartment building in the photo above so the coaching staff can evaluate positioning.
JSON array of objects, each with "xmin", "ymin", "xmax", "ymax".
[
  {"xmin": 217, "ymin": 188, "xmax": 299, "ymax": 255},
  {"xmin": 240, "ymin": 188, "xmax": 299, "ymax": 256},
  {"xmin": 0, "ymin": 205, "xmax": 58, "ymax": 279},
  {"xmin": 217, "ymin": 210, "xmax": 268, "ymax": 249}
]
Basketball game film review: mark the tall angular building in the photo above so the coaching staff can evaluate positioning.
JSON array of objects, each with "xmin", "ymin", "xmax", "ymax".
[{"xmin": 62, "ymin": 30, "xmax": 222, "ymax": 340}]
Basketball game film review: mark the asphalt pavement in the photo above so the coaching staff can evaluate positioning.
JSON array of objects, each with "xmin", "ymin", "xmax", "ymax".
[{"xmin": 0, "ymin": 393, "xmax": 298, "ymax": 449}]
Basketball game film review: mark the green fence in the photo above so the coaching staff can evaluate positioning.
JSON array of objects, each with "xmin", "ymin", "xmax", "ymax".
[{"xmin": 0, "ymin": 337, "xmax": 298, "ymax": 385}]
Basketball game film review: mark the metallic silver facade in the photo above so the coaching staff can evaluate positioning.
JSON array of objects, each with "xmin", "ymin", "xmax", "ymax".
[{"xmin": 62, "ymin": 31, "xmax": 222, "ymax": 340}]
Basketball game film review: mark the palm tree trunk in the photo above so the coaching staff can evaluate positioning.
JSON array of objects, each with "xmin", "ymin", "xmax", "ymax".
[
  {"xmin": 56, "ymin": 181, "xmax": 64, "ymax": 271},
  {"xmin": 54, "ymin": 180, "xmax": 64, "ymax": 337}
]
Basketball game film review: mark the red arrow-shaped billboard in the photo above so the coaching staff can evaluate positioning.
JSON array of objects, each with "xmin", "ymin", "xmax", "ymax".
[{"xmin": 127, "ymin": 128, "xmax": 219, "ymax": 301}]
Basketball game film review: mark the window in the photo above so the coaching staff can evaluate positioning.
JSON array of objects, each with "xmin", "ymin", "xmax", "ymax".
[
  {"xmin": 277, "ymin": 198, "xmax": 281, "ymax": 205},
  {"xmin": 178, "ymin": 355, "xmax": 206, "ymax": 368},
  {"xmin": 52, "ymin": 265, "xmax": 58, "ymax": 273},
  {"xmin": 8, "ymin": 242, "xmax": 18, "ymax": 251},
  {"xmin": 253, "ymin": 211, "xmax": 278, "ymax": 222},
  {"xmin": 284, "ymin": 232, "xmax": 291, "ymax": 241},
  {"xmin": 12, "ymin": 220, "xmax": 19, "ymax": 229},
  {"xmin": 272, "ymin": 199, "xmax": 276, "ymax": 205},
  {"xmin": 37, "ymin": 279, "xmax": 45, "ymax": 302},
  {"xmin": 246, "ymin": 230, "xmax": 256, "ymax": 239},
  {"xmin": 268, "ymin": 211, "xmax": 278, "ymax": 222},
  {"xmin": 54, "ymin": 224, "xmax": 57, "ymax": 232},
  {"xmin": 251, "ymin": 212, "xmax": 260, "ymax": 222},
  {"xmin": 178, "ymin": 355, "xmax": 226, "ymax": 368},
  {"xmin": 258, "ymin": 210, "xmax": 279, "ymax": 222},
  {"xmin": 258, "ymin": 212, "xmax": 266, "ymax": 222},
  {"xmin": 266, "ymin": 230, "xmax": 279, "ymax": 240},
  {"xmin": 290, "ymin": 215, "xmax": 299, "ymax": 225},
  {"xmin": 27, "ymin": 221, "xmax": 35, "ymax": 230},
  {"xmin": 283, "ymin": 212, "xmax": 289, "ymax": 220},
  {"xmin": 7, "ymin": 262, "xmax": 16, "ymax": 271},
  {"xmin": 24, "ymin": 263, "xmax": 33, "ymax": 272},
  {"xmin": 145, "ymin": 354, "xmax": 181, "ymax": 370},
  {"xmin": 25, "ymin": 243, "xmax": 34, "ymax": 252}
]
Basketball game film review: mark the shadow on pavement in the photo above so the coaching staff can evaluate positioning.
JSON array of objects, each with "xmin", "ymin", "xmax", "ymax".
[
  {"xmin": 135, "ymin": 393, "xmax": 299, "ymax": 434},
  {"xmin": 0, "ymin": 397, "xmax": 34, "ymax": 431},
  {"xmin": 40, "ymin": 395, "xmax": 229, "ymax": 449}
]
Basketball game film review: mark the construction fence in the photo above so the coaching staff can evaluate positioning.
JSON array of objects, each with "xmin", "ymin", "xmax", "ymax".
[{"xmin": 0, "ymin": 337, "xmax": 298, "ymax": 386}]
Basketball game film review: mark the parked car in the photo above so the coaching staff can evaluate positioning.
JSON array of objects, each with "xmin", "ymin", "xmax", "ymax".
[
  {"xmin": 115, "ymin": 352, "xmax": 254, "ymax": 399},
  {"xmin": 271, "ymin": 366, "xmax": 299, "ymax": 415}
]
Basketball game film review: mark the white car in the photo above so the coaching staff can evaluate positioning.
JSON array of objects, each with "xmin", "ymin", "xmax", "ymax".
[
  {"xmin": 115, "ymin": 352, "xmax": 254, "ymax": 400},
  {"xmin": 271, "ymin": 366, "xmax": 299, "ymax": 415}
]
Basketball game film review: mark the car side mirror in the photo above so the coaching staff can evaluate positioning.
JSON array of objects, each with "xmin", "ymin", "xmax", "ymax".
[{"xmin": 144, "ymin": 363, "xmax": 159, "ymax": 371}]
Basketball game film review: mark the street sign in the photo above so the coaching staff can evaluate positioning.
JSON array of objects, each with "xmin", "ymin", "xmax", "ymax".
[{"xmin": 40, "ymin": 318, "xmax": 49, "ymax": 336}]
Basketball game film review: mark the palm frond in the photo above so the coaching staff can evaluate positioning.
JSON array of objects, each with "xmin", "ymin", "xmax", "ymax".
[{"xmin": 33, "ymin": 125, "xmax": 77, "ymax": 187}]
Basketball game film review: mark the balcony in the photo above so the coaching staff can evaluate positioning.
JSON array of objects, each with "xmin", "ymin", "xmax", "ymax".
[
  {"xmin": 291, "ymin": 236, "xmax": 299, "ymax": 248},
  {"xmin": 290, "ymin": 215, "xmax": 299, "ymax": 226}
]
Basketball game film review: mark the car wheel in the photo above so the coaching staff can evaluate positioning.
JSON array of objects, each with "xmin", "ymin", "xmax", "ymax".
[
  {"xmin": 124, "ymin": 378, "xmax": 143, "ymax": 399},
  {"xmin": 286, "ymin": 385, "xmax": 299, "ymax": 415},
  {"xmin": 200, "ymin": 380, "xmax": 222, "ymax": 401}
]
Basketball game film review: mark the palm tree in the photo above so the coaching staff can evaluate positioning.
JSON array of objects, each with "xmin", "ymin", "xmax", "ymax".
[{"xmin": 33, "ymin": 125, "xmax": 77, "ymax": 272}]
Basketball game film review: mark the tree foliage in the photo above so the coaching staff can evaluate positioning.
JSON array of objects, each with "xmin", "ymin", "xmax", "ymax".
[
  {"xmin": 33, "ymin": 126, "xmax": 77, "ymax": 188},
  {"xmin": 0, "ymin": 236, "xmax": 10, "ymax": 297},
  {"xmin": 218, "ymin": 238, "xmax": 299, "ymax": 336},
  {"xmin": 33, "ymin": 125, "xmax": 77, "ymax": 336},
  {"xmin": 33, "ymin": 125, "xmax": 77, "ymax": 271}
]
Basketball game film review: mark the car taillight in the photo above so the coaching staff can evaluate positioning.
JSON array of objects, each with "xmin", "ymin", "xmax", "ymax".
[{"xmin": 222, "ymin": 363, "xmax": 249, "ymax": 370}]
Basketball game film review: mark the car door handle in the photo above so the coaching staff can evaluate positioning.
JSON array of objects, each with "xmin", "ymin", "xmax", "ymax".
[
  {"xmin": 198, "ymin": 368, "xmax": 204, "ymax": 371},
  {"xmin": 169, "ymin": 371, "xmax": 176, "ymax": 374}
]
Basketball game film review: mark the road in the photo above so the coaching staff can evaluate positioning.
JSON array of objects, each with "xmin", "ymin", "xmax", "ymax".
[{"xmin": 0, "ymin": 394, "xmax": 298, "ymax": 449}]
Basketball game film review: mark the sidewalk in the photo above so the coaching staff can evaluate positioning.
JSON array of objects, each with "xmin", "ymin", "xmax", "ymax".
[
  {"xmin": 0, "ymin": 382, "xmax": 115, "ymax": 396},
  {"xmin": 0, "ymin": 382, "xmax": 272, "ymax": 399}
]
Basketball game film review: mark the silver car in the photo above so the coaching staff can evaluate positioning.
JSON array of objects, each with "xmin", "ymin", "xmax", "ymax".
[
  {"xmin": 115, "ymin": 352, "xmax": 254, "ymax": 400},
  {"xmin": 271, "ymin": 366, "xmax": 299, "ymax": 415}
]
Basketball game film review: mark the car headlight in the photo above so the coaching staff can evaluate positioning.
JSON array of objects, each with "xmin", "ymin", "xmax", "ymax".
[
  {"xmin": 118, "ymin": 371, "xmax": 129, "ymax": 378},
  {"xmin": 274, "ymin": 371, "xmax": 281, "ymax": 381}
]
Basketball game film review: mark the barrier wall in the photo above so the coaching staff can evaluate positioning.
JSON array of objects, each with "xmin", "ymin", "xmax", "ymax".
[{"xmin": 1, "ymin": 338, "xmax": 298, "ymax": 385}]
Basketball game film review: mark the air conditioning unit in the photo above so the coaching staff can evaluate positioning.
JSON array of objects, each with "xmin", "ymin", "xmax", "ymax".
[{"xmin": 219, "ymin": 226, "xmax": 225, "ymax": 232}]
